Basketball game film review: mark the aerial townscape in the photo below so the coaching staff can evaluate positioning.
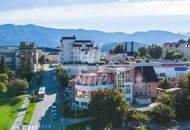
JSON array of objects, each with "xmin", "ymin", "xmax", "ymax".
[{"xmin": 1, "ymin": 0, "xmax": 190, "ymax": 130}]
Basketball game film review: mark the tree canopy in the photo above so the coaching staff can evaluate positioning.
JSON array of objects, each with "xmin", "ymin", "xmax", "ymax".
[
  {"xmin": 148, "ymin": 44, "xmax": 163, "ymax": 59},
  {"xmin": 110, "ymin": 44, "xmax": 125, "ymax": 54},
  {"xmin": 158, "ymin": 78, "xmax": 170, "ymax": 89},
  {"xmin": 89, "ymin": 90, "xmax": 128, "ymax": 127},
  {"xmin": 0, "ymin": 82, "xmax": 7, "ymax": 93},
  {"xmin": 8, "ymin": 79, "xmax": 29, "ymax": 96},
  {"xmin": 56, "ymin": 66, "xmax": 69, "ymax": 88},
  {"xmin": 0, "ymin": 56, "xmax": 8, "ymax": 74},
  {"xmin": 152, "ymin": 103, "xmax": 176, "ymax": 125},
  {"xmin": 138, "ymin": 47, "xmax": 148, "ymax": 58}
]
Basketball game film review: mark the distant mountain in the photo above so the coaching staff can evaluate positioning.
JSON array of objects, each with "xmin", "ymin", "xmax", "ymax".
[
  {"xmin": 0, "ymin": 24, "xmax": 188, "ymax": 48},
  {"xmin": 128, "ymin": 30, "xmax": 187, "ymax": 44},
  {"xmin": 180, "ymin": 32, "xmax": 190, "ymax": 37}
]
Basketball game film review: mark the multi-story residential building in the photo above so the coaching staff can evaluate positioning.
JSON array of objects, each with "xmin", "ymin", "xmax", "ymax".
[
  {"xmin": 133, "ymin": 66, "xmax": 158, "ymax": 105},
  {"xmin": 107, "ymin": 65, "xmax": 158, "ymax": 105},
  {"xmin": 39, "ymin": 47, "xmax": 61, "ymax": 64},
  {"xmin": 111, "ymin": 67, "xmax": 133, "ymax": 103},
  {"xmin": 0, "ymin": 46, "xmax": 18, "ymax": 70},
  {"xmin": 60, "ymin": 36, "xmax": 100, "ymax": 64},
  {"xmin": 71, "ymin": 70, "xmax": 115, "ymax": 110},
  {"xmin": 163, "ymin": 41, "xmax": 190, "ymax": 59},
  {"xmin": 18, "ymin": 42, "xmax": 40, "ymax": 72}
]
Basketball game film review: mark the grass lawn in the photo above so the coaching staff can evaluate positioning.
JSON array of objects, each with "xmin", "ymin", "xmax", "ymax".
[
  {"xmin": 0, "ymin": 96, "xmax": 25, "ymax": 130},
  {"xmin": 22, "ymin": 102, "xmax": 36, "ymax": 124}
]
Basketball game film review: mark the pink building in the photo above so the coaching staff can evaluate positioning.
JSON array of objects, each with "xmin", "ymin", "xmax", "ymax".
[{"xmin": 71, "ymin": 70, "xmax": 115, "ymax": 110}]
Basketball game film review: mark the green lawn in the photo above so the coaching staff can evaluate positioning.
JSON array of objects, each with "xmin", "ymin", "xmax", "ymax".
[
  {"xmin": 22, "ymin": 102, "xmax": 36, "ymax": 124},
  {"xmin": 0, "ymin": 96, "xmax": 25, "ymax": 130}
]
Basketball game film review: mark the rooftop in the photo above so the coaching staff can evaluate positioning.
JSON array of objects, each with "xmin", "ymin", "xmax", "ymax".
[{"xmin": 135, "ymin": 66, "xmax": 159, "ymax": 82}]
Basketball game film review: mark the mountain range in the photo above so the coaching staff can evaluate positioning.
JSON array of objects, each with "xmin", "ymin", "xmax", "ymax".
[{"xmin": 0, "ymin": 24, "xmax": 188, "ymax": 49}]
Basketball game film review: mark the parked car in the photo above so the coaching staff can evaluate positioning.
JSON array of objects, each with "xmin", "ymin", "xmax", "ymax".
[
  {"xmin": 51, "ymin": 103, "xmax": 58, "ymax": 121},
  {"xmin": 52, "ymin": 75, "xmax": 57, "ymax": 80},
  {"xmin": 52, "ymin": 112, "xmax": 58, "ymax": 120},
  {"xmin": 51, "ymin": 105, "xmax": 57, "ymax": 113}
]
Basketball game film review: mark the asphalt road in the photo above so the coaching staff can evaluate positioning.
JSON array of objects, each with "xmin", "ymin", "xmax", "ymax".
[{"xmin": 28, "ymin": 68, "xmax": 63, "ymax": 130}]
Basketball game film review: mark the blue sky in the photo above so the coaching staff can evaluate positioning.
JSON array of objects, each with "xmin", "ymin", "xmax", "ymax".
[{"xmin": 0, "ymin": 0, "xmax": 190, "ymax": 33}]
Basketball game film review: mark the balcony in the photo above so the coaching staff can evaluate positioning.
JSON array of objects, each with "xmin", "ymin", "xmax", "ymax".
[{"xmin": 75, "ymin": 84, "xmax": 113, "ymax": 92}]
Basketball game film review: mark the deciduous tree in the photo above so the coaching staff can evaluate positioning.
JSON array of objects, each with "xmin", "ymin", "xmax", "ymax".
[{"xmin": 89, "ymin": 90, "xmax": 128, "ymax": 127}]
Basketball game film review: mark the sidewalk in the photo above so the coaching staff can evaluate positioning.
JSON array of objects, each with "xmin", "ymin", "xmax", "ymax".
[{"xmin": 10, "ymin": 96, "xmax": 30, "ymax": 130}]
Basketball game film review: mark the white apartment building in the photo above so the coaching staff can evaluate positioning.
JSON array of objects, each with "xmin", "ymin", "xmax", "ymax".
[
  {"xmin": 60, "ymin": 36, "xmax": 100, "ymax": 64},
  {"xmin": 111, "ymin": 67, "xmax": 133, "ymax": 103}
]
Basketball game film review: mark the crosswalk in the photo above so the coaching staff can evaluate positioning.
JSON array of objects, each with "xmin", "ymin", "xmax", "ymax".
[{"xmin": 27, "ymin": 124, "xmax": 52, "ymax": 130}]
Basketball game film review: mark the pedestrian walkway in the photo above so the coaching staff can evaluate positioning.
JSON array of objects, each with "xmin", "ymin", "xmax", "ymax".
[
  {"xmin": 27, "ymin": 123, "xmax": 52, "ymax": 130},
  {"xmin": 10, "ymin": 96, "xmax": 30, "ymax": 130}
]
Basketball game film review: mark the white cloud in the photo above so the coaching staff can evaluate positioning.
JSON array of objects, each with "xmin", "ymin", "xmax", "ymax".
[{"xmin": 0, "ymin": 0, "xmax": 190, "ymax": 32}]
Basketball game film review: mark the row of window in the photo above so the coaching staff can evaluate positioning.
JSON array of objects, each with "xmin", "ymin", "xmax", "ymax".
[
  {"xmin": 118, "ymin": 88, "xmax": 131, "ymax": 94},
  {"xmin": 135, "ymin": 91, "xmax": 152, "ymax": 95}
]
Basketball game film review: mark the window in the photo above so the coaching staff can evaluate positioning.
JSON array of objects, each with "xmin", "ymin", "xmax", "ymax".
[
  {"xmin": 149, "ymin": 84, "xmax": 151, "ymax": 87},
  {"xmin": 149, "ymin": 91, "xmax": 151, "ymax": 95},
  {"xmin": 126, "ymin": 88, "xmax": 131, "ymax": 94}
]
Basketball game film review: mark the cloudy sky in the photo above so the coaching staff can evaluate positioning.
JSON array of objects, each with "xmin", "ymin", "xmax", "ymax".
[{"xmin": 1, "ymin": 0, "xmax": 190, "ymax": 33}]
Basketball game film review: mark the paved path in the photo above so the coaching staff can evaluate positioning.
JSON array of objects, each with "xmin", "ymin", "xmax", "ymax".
[{"xmin": 10, "ymin": 96, "xmax": 30, "ymax": 130}]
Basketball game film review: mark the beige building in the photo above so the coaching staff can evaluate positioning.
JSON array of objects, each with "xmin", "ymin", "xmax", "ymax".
[{"xmin": 163, "ymin": 42, "xmax": 190, "ymax": 59}]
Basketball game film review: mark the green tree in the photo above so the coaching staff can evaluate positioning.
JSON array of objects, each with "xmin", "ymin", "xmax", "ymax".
[
  {"xmin": 158, "ymin": 78, "xmax": 170, "ymax": 89},
  {"xmin": 89, "ymin": 90, "xmax": 128, "ymax": 127},
  {"xmin": 0, "ymin": 73, "xmax": 8, "ymax": 84},
  {"xmin": 164, "ymin": 50, "xmax": 175, "ymax": 60},
  {"xmin": 157, "ymin": 92, "xmax": 174, "ymax": 105},
  {"xmin": 127, "ymin": 110, "xmax": 150, "ymax": 124},
  {"xmin": 0, "ymin": 82, "xmax": 7, "ymax": 93},
  {"xmin": 8, "ymin": 79, "xmax": 29, "ymax": 96},
  {"xmin": 152, "ymin": 104, "xmax": 176, "ymax": 125},
  {"xmin": 111, "ymin": 44, "xmax": 125, "ymax": 54},
  {"xmin": 38, "ymin": 55, "xmax": 46, "ymax": 65},
  {"xmin": 178, "ymin": 39, "xmax": 186, "ymax": 44},
  {"xmin": 7, "ymin": 71, "xmax": 16, "ymax": 80},
  {"xmin": 178, "ymin": 72, "xmax": 190, "ymax": 90},
  {"xmin": 138, "ymin": 47, "xmax": 148, "ymax": 58},
  {"xmin": 0, "ymin": 56, "xmax": 8, "ymax": 74},
  {"xmin": 148, "ymin": 45, "xmax": 163, "ymax": 59},
  {"xmin": 174, "ymin": 90, "xmax": 190, "ymax": 120},
  {"xmin": 17, "ymin": 52, "xmax": 33, "ymax": 81},
  {"xmin": 56, "ymin": 66, "xmax": 69, "ymax": 88}
]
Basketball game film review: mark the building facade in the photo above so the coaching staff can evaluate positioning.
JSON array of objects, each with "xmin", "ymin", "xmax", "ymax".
[
  {"xmin": 60, "ymin": 36, "xmax": 100, "ymax": 64},
  {"xmin": 71, "ymin": 70, "xmax": 115, "ymax": 110},
  {"xmin": 107, "ymin": 65, "xmax": 158, "ymax": 105},
  {"xmin": 111, "ymin": 67, "xmax": 133, "ymax": 103},
  {"xmin": 18, "ymin": 42, "xmax": 39, "ymax": 72},
  {"xmin": 163, "ymin": 42, "xmax": 190, "ymax": 59},
  {"xmin": 0, "ymin": 46, "xmax": 18, "ymax": 70}
]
